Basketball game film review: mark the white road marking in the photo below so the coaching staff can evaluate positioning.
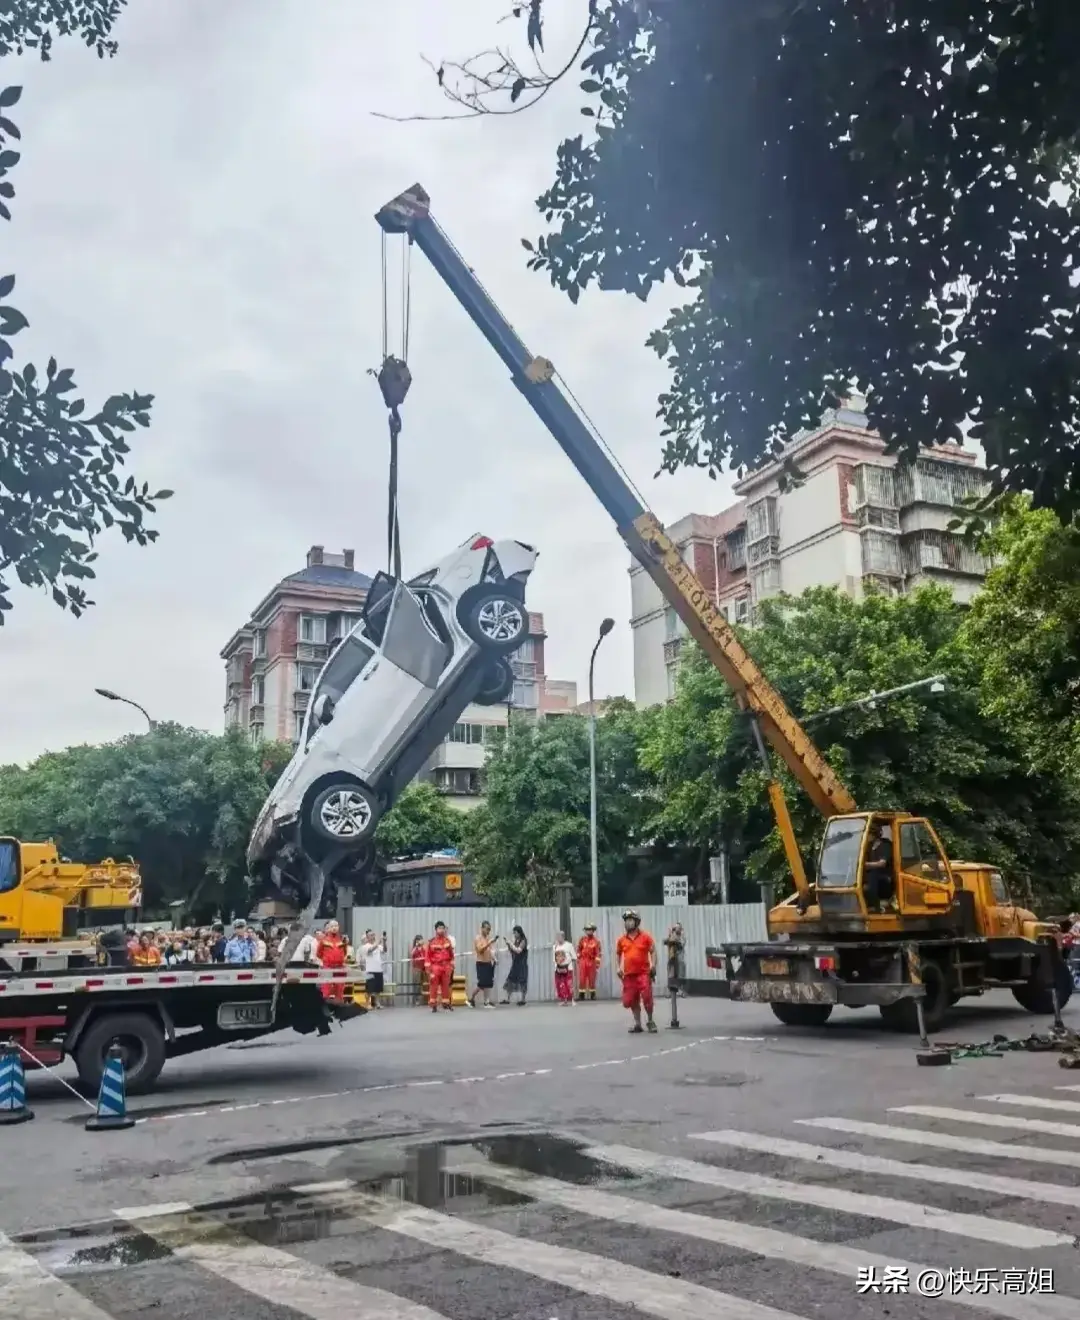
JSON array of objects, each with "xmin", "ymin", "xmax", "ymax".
[
  {"xmin": 799, "ymin": 1116, "xmax": 1080, "ymax": 1167},
  {"xmin": 0, "ymin": 1232, "xmax": 117, "ymax": 1320},
  {"xmin": 979, "ymin": 1093, "xmax": 1080, "ymax": 1114},
  {"xmin": 452, "ymin": 1160, "xmax": 1078, "ymax": 1320},
  {"xmin": 583, "ymin": 1143, "xmax": 1070, "ymax": 1248},
  {"xmin": 348, "ymin": 1191, "xmax": 813, "ymax": 1320},
  {"xmin": 690, "ymin": 1129, "xmax": 1080, "ymax": 1208},
  {"xmin": 115, "ymin": 1204, "xmax": 454, "ymax": 1320},
  {"xmin": 1056, "ymin": 1084, "xmax": 1080, "ymax": 1092},
  {"xmin": 891, "ymin": 1105, "xmax": 1080, "ymax": 1139}
]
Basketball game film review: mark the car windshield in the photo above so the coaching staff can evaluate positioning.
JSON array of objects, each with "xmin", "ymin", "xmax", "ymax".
[
  {"xmin": 818, "ymin": 818, "xmax": 866, "ymax": 889},
  {"xmin": 0, "ymin": 839, "xmax": 18, "ymax": 894}
]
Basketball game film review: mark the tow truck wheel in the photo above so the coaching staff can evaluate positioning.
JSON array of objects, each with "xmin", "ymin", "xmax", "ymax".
[
  {"xmin": 461, "ymin": 590, "xmax": 528, "ymax": 651},
  {"xmin": 74, "ymin": 1011, "xmax": 166, "ymax": 1096},
  {"xmin": 769, "ymin": 1003, "xmax": 833, "ymax": 1027},
  {"xmin": 1012, "ymin": 960, "xmax": 1074, "ymax": 1015},
  {"xmin": 308, "ymin": 782, "xmax": 380, "ymax": 847},
  {"xmin": 474, "ymin": 659, "xmax": 514, "ymax": 706}
]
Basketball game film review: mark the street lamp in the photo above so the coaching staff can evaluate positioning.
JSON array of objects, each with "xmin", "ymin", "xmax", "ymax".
[
  {"xmin": 801, "ymin": 674, "xmax": 948, "ymax": 727},
  {"xmin": 588, "ymin": 617, "xmax": 616, "ymax": 909},
  {"xmin": 94, "ymin": 687, "xmax": 156, "ymax": 731}
]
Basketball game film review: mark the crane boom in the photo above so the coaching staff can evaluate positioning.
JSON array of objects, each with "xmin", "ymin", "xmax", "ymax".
[{"xmin": 375, "ymin": 184, "xmax": 857, "ymax": 829}]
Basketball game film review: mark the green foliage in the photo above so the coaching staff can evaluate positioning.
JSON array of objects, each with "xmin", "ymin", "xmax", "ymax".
[
  {"xmin": 0, "ymin": 1, "xmax": 165, "ymax": 625},
  {"xmin": 461, "ymin": 700, "xmax": 656, "ymax": 904},
  {"xmin": 517, "ymin": 1, "xmax": 1080, "ymax": 516},
  {"xmin": 375, "ymin": 782, "xmax": 464, "ymax": 858},
  {"xmin": 0, "ymin": 726, "xmax": 291, "ymax": 918},
  {"xmin": 640, "ymin": 587, "xmax": 1080, "ymax": 906},
  {"xmin": 963, "ymin": 497, "xmax": 1080, "ymax": 778}
]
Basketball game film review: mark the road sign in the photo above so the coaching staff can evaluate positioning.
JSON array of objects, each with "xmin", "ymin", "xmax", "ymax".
[{"xmin": 663, "ymin": 875, "xmax": 689, "ymax": 905}]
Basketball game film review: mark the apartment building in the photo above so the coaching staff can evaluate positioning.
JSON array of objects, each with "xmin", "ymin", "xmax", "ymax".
[
  {"xmin": 222, "ymin": 551, "xmax": 576, "ymax": 809},
  {"xmin": 631, "ymin": 402, "xmax": 990, "ymax": 707}
]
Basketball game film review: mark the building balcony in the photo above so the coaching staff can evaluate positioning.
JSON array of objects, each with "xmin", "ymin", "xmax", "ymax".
[
  {"xmin": 726, "ymin": 529, "xmax": 747, "ymax": 572},
  {"xmin": 903, "ymin": 529, "xmax": 988, "ymax": 578},
  {"xmin": 293, "ymin": 689, "xmax": 310, "ymax": 711},
  {"xmin": 857, "ymin": 504, "xmax": 900, "ymax": 531},
  {"xmin": 747, "ymin": 536, "xmax": 780, "ymax": 567},
  {"xmin": 251, "ymin": 655, "xmax": 267, "ymax": 674},
  {"xmin": 746, "ymin": 495, "xmax": 779, "ymax": 544},
  {"xmin": 860, "ymin": 529, "xmax": 903, "ymax": 579},
  {"xmin": 895, "ymin": 458, "xmax": 988, "ymax": 510}
]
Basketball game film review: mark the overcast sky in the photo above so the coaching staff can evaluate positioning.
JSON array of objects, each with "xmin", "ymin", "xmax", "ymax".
[{"xmin": 3, "ymin": 0, "xmax": 731, "ymax": 766}]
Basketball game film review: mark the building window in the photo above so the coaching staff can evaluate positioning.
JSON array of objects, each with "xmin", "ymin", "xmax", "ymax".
[
  {"xmin": 735, "ymin": 598, "xmax": 750, "ymax": 624},
  {"xmin": 293, "ymin": 712, "xmax": 306, "ymax": 742},
  {"xmin": 332, "ymin": 611, "xmax": 360, "ymax": 640},
  {"xmin": 434, "ymin": 767, "xmax": 482, "ymax": 796},
  {"xmin": 448, "ymin": 722, "xmax": 487, "ymax": 745},
  {"xmin": 664, "ymin": 606, "xmax": 679, "ymax": 641},
  {"xmin": 251, "ymin": 676, "xmax": 265, "ymax": 706},
  {"xmin": 296, "ymin": 662, "xmax": 319, "ymax": 692},
  {"xmin": 515, "ymin": 638, "xmax": 535, "ymax": 664},
  {"xmin": 299, "ymin": 613, "xmax": 327, "ymax": 644},
  {"xmin": 512, "ymin": 680, "xmax": 538, "ymax": 709},
  {"xmin": 249, "ymin": 723, "xmax": 264, "ymax": 746},
  {"xmin": 252, "ymin": 629, "xmax": 266, "ymax": 658}
]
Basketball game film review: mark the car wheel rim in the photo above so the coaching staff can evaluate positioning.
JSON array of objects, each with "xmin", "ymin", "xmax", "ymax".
[
  {"xmin": 320, "ymin": 789, "xmax": 372, "ymax": 838},
  {"xmin": 476, "ymin": 598, "xmax": 523, "ymax": 643}
]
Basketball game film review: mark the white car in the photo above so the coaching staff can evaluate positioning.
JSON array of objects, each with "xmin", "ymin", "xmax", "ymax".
[{"xmin": 246, "ymin": 534, "xmax": 538, "ymax": 878}]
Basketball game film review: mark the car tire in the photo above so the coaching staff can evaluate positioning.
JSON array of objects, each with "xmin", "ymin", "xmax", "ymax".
[
  {"xmin": 460, "ymin": 590, "xmax": 528, "ymax": 651},
  {"xmin": 474, "ymin": 659, "xmax": 514, "ymax": 705},
  {"xmin": 879, "ymin": 960, "xmax": 949, "ymax": 1033},
  {"xmin": 307, "ymin": 781, "xmax": 380, "ymax": 848},
  {"xmin": 74, "ymin": 1011, "xmax": 167, "ymax": 1096}
]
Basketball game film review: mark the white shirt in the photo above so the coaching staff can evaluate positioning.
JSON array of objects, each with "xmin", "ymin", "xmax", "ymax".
[
  {"xmin": 362, "ymin": 940, "xmax": 384, "ymax": 975},
  {"xmin": 289, "ymin": 933, "xmax": 318, "ymax": 964},
  {"xmin": 552, "ymin": 940, "xmax": 576, "ymax": 968},
  {"xmin": 254, "ymin": 936, "xmax": 267, "ymax": 961}
]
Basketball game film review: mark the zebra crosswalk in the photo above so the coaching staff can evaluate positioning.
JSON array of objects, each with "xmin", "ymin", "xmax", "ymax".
[{"xmin": 3, "ymin": 1079, "xmax": 1080, "ymax": 1320}]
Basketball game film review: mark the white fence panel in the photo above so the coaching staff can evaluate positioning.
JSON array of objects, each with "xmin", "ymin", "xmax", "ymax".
[{"xmin": 347, "ymin": 902, "xmax": 766, "ymax": 1003}]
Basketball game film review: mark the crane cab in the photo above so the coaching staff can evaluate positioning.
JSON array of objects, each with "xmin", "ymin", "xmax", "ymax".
[{"xmin": 769, "ymin": 811, "xmax": 955, "ymax": 938}]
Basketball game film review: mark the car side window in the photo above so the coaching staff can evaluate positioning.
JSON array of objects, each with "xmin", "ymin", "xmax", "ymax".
[
  {"xmin": 989, "ymin": 871, "xmax": 1011, "ymax": 904},
  {"xmin": 313, "ymin": 633, "xmax": 376, "ymax": 706},
  {"xmin": 898, "ymin": 822, "xmax": 948, "ymax": 882},
  {"xmin": 381, "ymin": 584, "xmax": 449, "ymax": 687}
]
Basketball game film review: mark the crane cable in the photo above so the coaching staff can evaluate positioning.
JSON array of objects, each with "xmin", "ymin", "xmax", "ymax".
[{"xmin": 376, "ymin": 230, "xmax": 413, "ymax": 580}]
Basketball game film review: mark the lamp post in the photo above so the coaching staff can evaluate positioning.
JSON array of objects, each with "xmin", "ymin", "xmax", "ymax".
[
  {"xmin": 801, "ymin": 674, "xmax": 947, "ymax": 727},
  {"xmin": 588, "ymin": 617, "xmax": 616, "ymax": 909},
  {"xmin": 94, "ymin": 687, "xmax": 156, "ymax": 731}
]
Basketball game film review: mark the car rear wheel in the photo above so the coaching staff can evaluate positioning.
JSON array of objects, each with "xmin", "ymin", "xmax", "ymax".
[
  {"xmin": 461, "ymin": 590, "xmax": 528, "ymax": 651},
  {"xmin": 474, "ymin": 659, "xmax": 514, "ymax": 705},
  {"xmin": 308, "ymin": 782, "xmax": 380, "ymax": 847}
]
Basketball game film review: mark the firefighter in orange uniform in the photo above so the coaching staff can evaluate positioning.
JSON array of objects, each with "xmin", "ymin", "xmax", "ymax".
[
  {"xmin": 615, "ymin": 908, "xmax": 658, "ymax": 1033},
  {"xmin": 576, "ymin": 923, "xmax": 601, "ymax": 1001},
  {"xmin": 425, "ymin": 920, "xmax": 455, "ymax": 1012},
  {"xmin": 315, "ymin": 919, "xmax": 348, "ymax": 1001}
]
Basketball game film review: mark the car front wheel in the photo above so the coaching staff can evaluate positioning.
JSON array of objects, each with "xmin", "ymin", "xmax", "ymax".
[
  {"xmin": 308, "ymin": 782, "xmax": 380, "ymax": 847},
  {"xmin": 461, "ymin": 590, "xmax": 528, "ymax": 651}
]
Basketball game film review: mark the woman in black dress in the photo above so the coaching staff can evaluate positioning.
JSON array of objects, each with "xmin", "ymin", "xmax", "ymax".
[{"xmin": 501, "ymin": 926, "xmax": 529, "ymax": 1005}]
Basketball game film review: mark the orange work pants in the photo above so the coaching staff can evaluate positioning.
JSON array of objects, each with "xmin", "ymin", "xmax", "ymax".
[{"xmin": 428, "ymin": 965, "xmax": 452, "ymax": 1006}]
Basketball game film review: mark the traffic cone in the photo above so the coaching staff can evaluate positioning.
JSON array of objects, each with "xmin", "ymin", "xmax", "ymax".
[
  {"xmin": 85, "ymin": 1044, "xmax": 136, "ymax": 1131},
  {"xmin": 0, "ymin": 1041, "xmax": 34, "ymax": 1125}
]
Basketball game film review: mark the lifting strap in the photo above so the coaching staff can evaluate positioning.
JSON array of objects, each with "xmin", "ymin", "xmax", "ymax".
[{"xmin": 377, "ymin": 231, "xmax": 413, "ymax": 580}]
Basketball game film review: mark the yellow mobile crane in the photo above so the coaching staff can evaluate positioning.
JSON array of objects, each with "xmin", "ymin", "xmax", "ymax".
[
  {"xmin": 0, "ymin": 837, "xmax": 143, "ymax": 944},
  {"xmin": 375, "ymin": 184, "xmax": 1069, "ymax": 1034}
]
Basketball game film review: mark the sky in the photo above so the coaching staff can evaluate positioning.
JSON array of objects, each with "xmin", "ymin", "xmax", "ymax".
[{"xmin": 2, "ymin": 0, "xmax": 732, "ymax": 766}]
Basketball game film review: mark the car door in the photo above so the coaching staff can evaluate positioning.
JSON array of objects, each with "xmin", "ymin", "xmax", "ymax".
[{"xmin": 319, "ymin": 583, "xmax": 449, "ymax": 784}]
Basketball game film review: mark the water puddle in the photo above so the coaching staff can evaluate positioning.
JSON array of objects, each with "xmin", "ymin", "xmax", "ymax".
[{"xmin": 32, "ymin": 1230, "xmax": 170, "ymax": 1275}]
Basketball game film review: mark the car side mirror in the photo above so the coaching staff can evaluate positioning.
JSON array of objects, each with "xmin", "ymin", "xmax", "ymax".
[{"xmin": 312, "ymin": 694, "xmax": 336, "ymax": 726}]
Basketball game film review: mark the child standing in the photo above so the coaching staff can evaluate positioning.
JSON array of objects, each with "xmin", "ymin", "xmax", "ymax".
[{"xmin": 552, "ymin": 930, "xmax": 576, "ymax": 1005}]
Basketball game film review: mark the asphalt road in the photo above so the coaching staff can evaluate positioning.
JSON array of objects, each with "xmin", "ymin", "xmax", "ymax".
[{"xmin": 3, "ymin": 990, "xmax": 1080, "ymax": 1320}]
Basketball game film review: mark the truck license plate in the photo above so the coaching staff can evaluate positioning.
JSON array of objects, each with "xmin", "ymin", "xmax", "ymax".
[
  {"xmin": 217, "ymin": 1000, "xmax": 273, "ymax": 1030},
  {"xmin": 760, "ymin": 959, "xmax": 790, "ymax": 976}
]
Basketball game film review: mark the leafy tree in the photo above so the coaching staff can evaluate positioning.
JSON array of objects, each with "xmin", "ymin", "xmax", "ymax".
[
  {"xmin": 640, "ymin": 586, "xmax": 1080, "ymax": 906},
  {"xmin": 963, "ymin": 498, "xmax": 1080, "ymax": 778},
  {"xmin": 0, "ymin": 726, "xmax": 292, "ymax": 918},
  {"xmin": 448, "ymin": 2, "xmax": 1080, "ymax": 516},
  {"xmin": 375, "ymin": 782, "xmax": 465, "ymax": 858},
  {"xmin": 461, "ymin": 700, "xmax": 655, "ymax": 904},
  {"xmin": 0, "ymin": 0, "xmax": 168, "ymax": 625}
]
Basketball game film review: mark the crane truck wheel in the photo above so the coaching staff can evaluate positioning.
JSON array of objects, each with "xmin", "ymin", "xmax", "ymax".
[
  {"xmin": 1012, "ymin": 960, "xmax": 1073, "ymax": 1015},
  {"xmin": 769, "ymin": 1002, "xmax": 833, "ymax": 1027},
  {"xmin": 460, "ymin": 590, "xmax": 528, "ymax": 652},
  {"xmin": 74, "ymin": 1010, "xmax": 167, "ymax": 1096},
  {"xmin": 879, "ymin": 960, "xmax": 949, "ymax": 1033}
]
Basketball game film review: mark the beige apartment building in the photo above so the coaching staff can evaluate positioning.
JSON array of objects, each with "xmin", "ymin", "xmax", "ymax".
[{"xmin": 630, "ymin": 402, "xmax": 990, "ymax": 708}]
